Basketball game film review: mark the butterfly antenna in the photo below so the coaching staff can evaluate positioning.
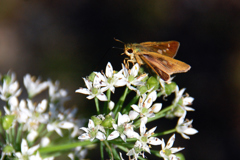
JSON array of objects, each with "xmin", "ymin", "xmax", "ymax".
[
  {"xmin": 94, "ymin": 46, "xmax": 113, "ymax": 71},
  {"xmin": 112, "ymin": 46, "xmax": 124, "ymax": 50},
  {"xmin": 113, "ymin": 37, "xmax": 125, "ymax": 44}
]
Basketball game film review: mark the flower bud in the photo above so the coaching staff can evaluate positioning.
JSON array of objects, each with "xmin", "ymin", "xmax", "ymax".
[
  {"xmin": 138, "ymin": 86, "xmax": 148, "ymax": 95},
  {"xmin": 2, "ymin": 115, "xmax": 15, "ymax": 130},
  {"xmin": 108, "ymin": 101, "xmax": 115, "ymax": 110},
  {"xmin": 165, "ymin": 82, "xmax": 177, "ymax": 95},
  {"xmin": 91, "ymin": 116, "xmax": 102, "ymax": 126},
  {"xmin": 3, "ymin": 145, "xmax": 14, "ymax": 155},
  {"xmin": 101, "ymin": 115, "xmax": 114, "ymax": 128},
  {"xmin": 147, "ymin": 76, "xmax": 159, "ymax": 90},
  {"xmin": 175, "ymin": 153, "xmax": 185, "ymax": 160},
  {"xmin": 88, "ymin": 72, "xmax": 96, "ymax": 82}
]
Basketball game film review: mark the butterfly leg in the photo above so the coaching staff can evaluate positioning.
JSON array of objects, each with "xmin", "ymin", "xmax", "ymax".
[{"xmin": 124, "ymin": 58, "xmax": 137, "ymax": 69}]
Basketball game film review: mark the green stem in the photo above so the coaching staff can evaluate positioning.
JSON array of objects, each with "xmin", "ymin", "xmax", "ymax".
[
  {"xmin": 157, "ymin": 90, "xmax": 164, "ymax": 97},
  {"xmin": 153, "ymin": 128, "xmax": 176, "ymax": 137},
  {"xmin": 113, "ymin": 87, "xmax": 129, "ymax": 118},
  {"xmin": 5, "ymin": 130, "xmax": 9, "ymax": 144},
  {"xmin": 104, "ymin": 89, "xmax": 111, "ymax": 114},
  {"xmin": 134, "ymin": 104, "xmax": 174, "ymax": 127},
  {"xmin": 103, "ymin": 140, "xmax": 114, "ymax": 160},
  {"xmin": 11, "ymin": 126, "xmax": 15, "ymax": 146},
  {"xmin": 122, "ymin": 95, "xmax": 140, "ymax": 114},
  {"xmin": 38, "ymin": 124, "xmax": 45, "ymax": 135},
  {"xmin": 100, "ymin": 141, "xmax": 104, "ymax": 160},
  {"xmin": 8, "ymin": 128, "xmax": 12, "ymax": 144},
  {"xmin": 151, "ymin": 150, "xmax": 161, "ymax": 158},
  {"xmin": 95, "ymin": 97, "xmax": 100, "ymax": 114},
  {"xmin": 39, "ymin": 140, "xmax": 98, "ymax": 153},
  {"xmin": 16, "ymin": 123, "xmax": 23, "ymax": 146}
]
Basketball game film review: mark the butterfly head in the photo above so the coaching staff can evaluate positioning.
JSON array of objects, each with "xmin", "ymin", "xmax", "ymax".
[{"xmin": 124, "ymin": 43, "xmax": 135, "ymax": 57}]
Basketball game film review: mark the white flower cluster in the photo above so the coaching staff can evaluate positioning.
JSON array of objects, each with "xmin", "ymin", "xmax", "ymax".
[
  {"xmin": 0, "ymin": 72, "xmax": 86, "ymax": 160},
  {"xmin": 76, "ymin": 62, "xmax": 198, "ymax": 160}
]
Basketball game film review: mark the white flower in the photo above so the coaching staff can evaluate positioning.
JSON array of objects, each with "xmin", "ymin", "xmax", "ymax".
[
  {"xmin": 138, "ymin": 122, "xmax": 162, "ymax": 153},
  {"xmin": 48, "ymin": 80, "xmax": 69, "ymax": 104},
  {"xmin": 108, "ymin": 101, "xmax": 115, "ymax": 110},
  {"xmin": 159, "ymin": 134, "xmax": 184, "ymax": 160},
  {"xmin": 4, "ymin": 97, "xmax": 30, "ymax": 124},
  {"xmin": 27, "ymin": 130, "xmax": 38, "ymax": 142},
  {"xmin": 23, "ymin": 99, "xmax": 49, "ymax": 131},
  {"xmin": 131, "ymin": 91, "xmax": 162, "ymax": 122},
  {"xmin": 166, "ymin": 86, "xmax": 195, "ymax": 118},
  {"xmin": 0, "ymin": 72, "xmax": 22, "ymax": 101},
  {"xmin": 122, "ymin": 63, "xmax": 148, "ymax": 91},
  {"xmin": 23, "ymin": 74, "xmax": 48, "ymax": 98},
  {"xmin": 174, "ymin": 86, "xmax": 195, "ymax": 112},
  {"xmin": 94, "ymin": 62, "xmax": 126, "ymax": 93},
  {"xmin": 41, "ymin": 137, "xmax": 50, "ymax": 147},
  {"xmin": 59, "ymin": 107, "xmax": 85, "ymax": 138},
  {"xmin": 47, "ymin": 120, "xmax": 74, "ymax": 137},
  {"xmin": 29, "ymin": 152, "xmax": 54, "ymax": 160},
  {"xmin": 107, "ymin": 113, "xmax": 139, "ymax": 142},
  {"xmin": 129, "ymin": 110, "xmax": 139, "ymax": 121},
  {"xmin": 75, "ymin": 77, "xmax": 107, "ymax": 101},
  {"xmin": 176, "ymin": 111, "xmax": 198, "ymax": 139},
  {"xmin": 78, "ymin": 119, "xmax": 106, "ymax": 141},
  {"xmin": 15, "ymin": 139, "xmax": 40, "ymax": 159},
  {"xmin": 127, "ymin": 140, "xmax": 145, "ymax": 159}
]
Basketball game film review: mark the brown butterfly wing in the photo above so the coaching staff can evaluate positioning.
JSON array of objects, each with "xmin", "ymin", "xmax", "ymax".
[
  {"xmin": 140, "ymin": 41, "xmax": 179, "ymax": 58},
  {"xmin": 139, "ymin": 52, "xmax": 190, "ymax": 81}
]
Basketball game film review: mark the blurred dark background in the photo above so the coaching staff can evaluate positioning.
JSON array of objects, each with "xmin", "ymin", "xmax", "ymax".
[{"xmin": 0, "ymin": 0, "xmax": 240, "ymax": 159}]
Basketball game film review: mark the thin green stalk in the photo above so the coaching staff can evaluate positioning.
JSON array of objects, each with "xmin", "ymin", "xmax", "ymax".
[
  {"xmin": 16, "ymin": 123, "xmax": 23, "ymax": 145},
  {"xmin": 157, "ymin": 90, "xmax": 164, "ymax": 97},
  {"xmin": 95, "ymin": 97, "xmax": 100, "ymax": 114},
  {"xmin": 8, "ymin": 128, "xmax": 12, "ymax": 145},
  {"xmin": 103, "ymin": 140, "xmax": 114, "ymax": 160},
  {"xmin": 5, "ymin": 131, "xmax": 9, "ymax": 144},
  {"xmin": 39, "ymin": 140, "xmax": 98, "ymax": 153},
  {"xmin": 100, "ymin": 141, "xmax": 104, "ymax": 160},
  {"xmin": 153, "ymin": 128, "xmax": 176, "ymax": 137},
  {"xmin": 47, "ymin": 130, "xmax": 54, "ymax": 137},
  {"xmin": 105, "ymin": 144, "xmax": 112, "ymax": 160},
  {"xmin": 122, "ymin": 95, "xmax": 139, "ymax": 114},
  {"xmin": 134, "ymin": 104, "xmax": 174, "ymax": 127},
  {"xmin": 38, "ymin": 123, "xmax": 45, "ymax": 135},
  {"xmin": 0, "ymin": 120, "xmax": 3, "ymax": 135},
  {"xmin": 116, "ymin": 144, "xmax": 128, "ymax": 152},
  {"xmin": 113, "ymin": 87, "xmax": 129, "ymax": 118},
  {"xmin": 111, "ymin": 146, "xmax": 121, "ymax": 160},
  {"xmin": 11, "ymin": 126, "xmax": 15, "ymax": 145},
  {"xmin": 151, "ymin": 150, "xmax": 161, "ymax": 158},
  {"xmin": 104, "ymin": 89, "xmax": 111, "ymax": 114}
]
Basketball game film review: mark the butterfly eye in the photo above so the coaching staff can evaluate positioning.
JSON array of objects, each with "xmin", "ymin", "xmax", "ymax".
[{"xmin": 127, "ymin": 49, "xmax": 133, "ymax": 54}]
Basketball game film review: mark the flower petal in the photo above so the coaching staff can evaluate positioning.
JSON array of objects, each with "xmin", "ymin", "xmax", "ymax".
[
  {"xmin": 130, "ymin": 63, "xmax": 139, "ymax": 77},
  {"xmin": 96, "ymin": 131, "xmax": 106, "ymax": 141},
  {"xmin": 75, "ymin": 88, "xmax": 91, "ymax": 95},
  {"xmin": 166, "ymin": 134, "xmax": 175, "ymax": 149},
  {"xmin": 97, "ymin": 93, "xmax": 108, "ymax": 101},
  {"xmin": 148, "ymin": 137, "xmax": 162, "ymax": 145},
  {"xmin": 107, "ymin": 131, "xmax": 120, "ymax": 140},
  {"xmin": 106, "ymin": 62, "xmax": 113, "ymax": 78},
  {"xmin": 59, "ymin": 121, "xmax": 74, "ymax": 129},
  {"xmin": 171, "ymin": 147, "xmax": 184, "ymax": 154},
  {"xmin": 151, "ymin": 103, "xmax": 162, "ymax": 113}
]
